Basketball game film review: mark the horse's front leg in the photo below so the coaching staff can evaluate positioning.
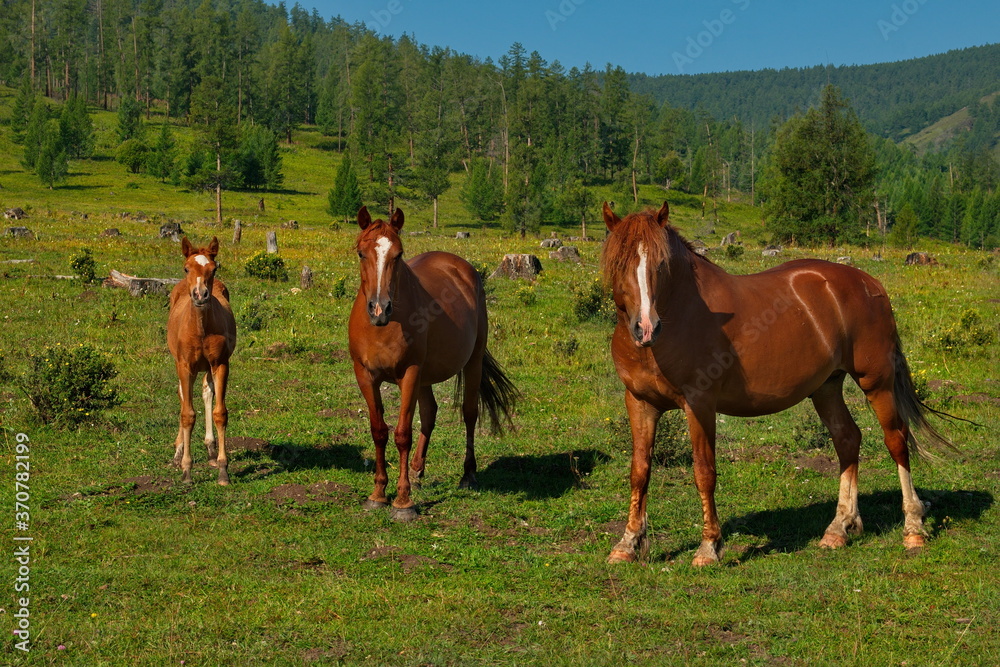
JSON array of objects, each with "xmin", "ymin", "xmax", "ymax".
[
  {"xmin": 175, "ymin": 366, "xmax": 197, "ymax": 483},
  {"xmin": 210, "ymin": 362, "xmax": 230, "ymax": 486},
  {"xmin": 390, "ymin": 366, "xmax": 421, "ymax": 522},
  {"xmin": 355, "ymin": 364, "xmax": 390, "ymax": 510},
  {"xmin": 609, "ymin": 391, "xmax": 661, "ymax": 563},
  {"xmin": 687, "ymin": 402, "xmax": 723, "ymax": 566}
]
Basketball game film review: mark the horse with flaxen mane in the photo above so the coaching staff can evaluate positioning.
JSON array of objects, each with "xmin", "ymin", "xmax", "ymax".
[
  {"xmin": 167, "ymin": 237, "xmax": 237, "ymax": 485},
  {"xmin": 348, "ymin": 206, "xmax": 517, "ymax": 520},
  {"xmin": 600, "ymin": 201, "xmax": 955, "ymax": 565}
]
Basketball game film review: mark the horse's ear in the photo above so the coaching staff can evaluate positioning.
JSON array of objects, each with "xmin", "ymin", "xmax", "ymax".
[
  {"xmin": 181, "ymin": 236, "xmax": 194, "ymax": 257},
  {"xmin": 656, "ymin": 201, "xmax": 670, "ymax": 228},
  {"xmin": 357, "ymin": 206, "xmax": 372, "ymax": 230},
  {"xmin": 602, "ymin": 201, "xmax": 621, "ymax": 232},
  {"xmin": 389, "ymin": 207, "xmax": 404, "ymax": 232},
  {"xmin": 208, "ymin": 236, "xmax": 220, "ymax": 258}
]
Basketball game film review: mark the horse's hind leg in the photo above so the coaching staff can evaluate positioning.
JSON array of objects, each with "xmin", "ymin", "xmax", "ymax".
[
  {"xmin": 458, "ymin": 359, "xmax": 483, "ymax": 490},
  {"xmin": 811, "ymin": 377, "xmax": 864, "ymax": 549},
  {"xmin": 172, "ymin": 380, "xmax": 185, "ymax": 466},
  {"xmin": 860, "ymin": 380, "xmax": 927, "ymax": 549},
  {"xmin": 409, "ymin": 386, "xmax": 437, "ymax": 488},
  {"xmin": 202, "ymin": 374, "xmax": 218, "ymax": 465}
]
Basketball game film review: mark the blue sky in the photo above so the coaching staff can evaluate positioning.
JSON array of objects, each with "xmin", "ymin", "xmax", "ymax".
[{"xmin": 301, "ymin": 0, "xmax": 998, "ymax": 75}]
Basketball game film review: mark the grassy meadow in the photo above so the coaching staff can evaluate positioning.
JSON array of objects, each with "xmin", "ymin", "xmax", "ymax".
[{"xmin": 1, "ymin": 90, "xmax": 999, "ymax": 665}]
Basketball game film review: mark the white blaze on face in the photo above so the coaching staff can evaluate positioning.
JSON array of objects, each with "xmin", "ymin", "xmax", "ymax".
[
  {"xmin": 635, "ymin": 242, "xmax": 655, "ymax": 344},
  {"xmin": 374, "ymin": 236, "xmax": 392, "ymax": 300},
  {"xmin": 194, "ymin": 255, "xmax": 210, "ymax": 266}
]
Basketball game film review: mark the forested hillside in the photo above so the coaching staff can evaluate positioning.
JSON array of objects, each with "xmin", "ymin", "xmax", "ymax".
[
  {"xmin": 1, "ymin": 0, "xmax": 997, "ymax": 247},
  {"xmin": 628, "ymin": 43, "xmax": 1000, "ymax": 142}
]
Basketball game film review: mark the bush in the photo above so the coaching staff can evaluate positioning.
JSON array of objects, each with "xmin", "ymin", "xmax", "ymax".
[
  {"xmin": 572, "ymin": 279, "xmax": 615, "ymax": 324},
  {"xmin": 244, "ymin": 251, "xmax": 288, "ymax": 281},
  {"xmin": 515, "ymin": 285, "xmax": 537, "ymax": 306},
  {"xmin": 17, "ymin": 344, "xmax": 121, "ymax": 428},
  {"xmin": 723, "ymin": 243, "xmax": 745, "ymax": 260},
  {"xmin": 926, "ymin": 309, "xmax": 996, "ymax": 354},
  {"xmin": 70, "ymin": 248, "xmax": 97, "ymax": 284},
  {"xmin": 239, "ymin": 295, "xmax": 282, "ymax": 331},
  {"xmin": 606, "ymin": 411, "xmax": 692, "ymax": 467},
  {"xmin": 332, "ymin": 275, "xmax": 349, "ymax": 299}
]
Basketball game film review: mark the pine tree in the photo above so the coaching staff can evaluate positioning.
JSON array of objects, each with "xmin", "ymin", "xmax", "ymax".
[
  {"xmin": 888, "ymin": 203, "xmax": 918, "ymax": 248},
  {"xmin": 36, "ymin": 121, "xmax": 69, "ymax": 189},
  {"xmin": 11, "ymin": 75, "xmax": 35, "ymax": 142},
  {"xmin": 22, "ymin": 102, "xmax": 49, "ymax": 170},
  {"xmin": 461, "ymin": 158, "xmax": 504, "ymax": 223},
  {"xmin": 327, "ymin": 152, "xmax": 363, "ymax": 224},
  {"xmin": 59, "ymin": 96, "xmax": 95, "ymax": 159},
  {"xmin": 761, "ymin": 85, "xmax": 876, "ymax": 245},
  {"xmin": 117, "ymin": 96, "xmax": 143, "ymax": 143},
  {"xmin": 147, "ymin": 122, "xmax": 176, "ymax": 182}
]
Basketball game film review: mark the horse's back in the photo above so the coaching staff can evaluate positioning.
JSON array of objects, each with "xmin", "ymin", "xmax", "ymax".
[{"xmin": 407, "ymin": 251, "xmax": 484, "ymax": 314}]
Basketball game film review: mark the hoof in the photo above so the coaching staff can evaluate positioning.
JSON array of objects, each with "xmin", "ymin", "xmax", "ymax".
[
  {"xmin": 607, "ymin": 549, "xmax": 636, "ymax": 564},
  {"xmin": 181, "ymin": 473, "xmax": 193, "ymax": 484},
  {"xmin": 903, "ymin": 533, "xmax": 926, "ymax": 550},
  {"xmin": 217, "ymin": 472, "xmax": 230, "ymax": 486},
  {"xmin": 691, "ymin": 555, "xmax": 719, "ymax": 567},
  {"xmin": 208, "ymin": 458, "xmax": 219, "ymax": 469},
  {"xmin": 362, "ymin": 499, "xmax": 389, "ymax": 511},
  {"xmin": 458, "ymin": 477, "xmax": 479, "ymax": 491},
  {"xmin": 390, "ymin": 506, "xmax": 418, "ymax": 522},
  {"xmin": 819, "ymin": 532, "xmax": 848, "ymax": 549}
]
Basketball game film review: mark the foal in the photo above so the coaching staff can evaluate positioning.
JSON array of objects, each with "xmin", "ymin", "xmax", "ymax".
[{"xmin": 167, "ymin": 237, "xmax": 237, "ymax": 485}]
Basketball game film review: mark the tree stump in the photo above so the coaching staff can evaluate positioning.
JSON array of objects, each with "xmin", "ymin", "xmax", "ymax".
[
  {"xmin": 540, "ymin": 238, "xmax": 562, "ymax": 248},
  {"xmin": 6, "ymin": 227, "xmax": 34, "ymax": 239},
  {"xmin": 549, "ymin": 246, "xmax": 581, "ymax": 262},
  {"xmin": 489, "ymin": 254, "xmax": 542, "ymax": 280},
  {"xmin": 456, "ymin": 232, "xmax": 470, "ymax": 239},
  {"xmin": 232, "ymin": 219, "xmax": 242, "ymax": 244},
  {"xmin": 266, "ymin": 231, "xmax": 279, "ymax": 254},
  {"xmin": 105, "ymin": 269, "xmax": 181, "ymax": 297},
  {"xmin": 300, "ymin": 265, "xmax": 313, "ymax": 290},
  {"xmin": 905, "ymin": 252, "xmax": 937, "ymax": 266},
  {"xmin": 159, "ymin": 222, "xmax": 183, "ymax": 238}
]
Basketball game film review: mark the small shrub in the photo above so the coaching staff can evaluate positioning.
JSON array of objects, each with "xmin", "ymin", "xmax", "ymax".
[
  {"xmin": 515, "ymin": 285, "xmax": 537, "ymax": 306},
  {"xmin": 245, "ymin": 251, "xmax": 288, "ymax": 281},
  {"xmin": 239, "ymin": 295, "xmax": 281, "ymax": 332},
  {"xmin": 332, "ymin": 275, "xmax": 349, "ymax": 299},
  {"xmin": 553, "ymin": 336, "xmax": 578, "ymax": 358},
  {"xmin": 17, "ymin": 344, "xmax": 121, "ymax": 427},
  {"xmin": 926, "ymin": 309, "xmax": 995, "ymax": 354},
  {"xmin": 572, "ymin": 279, "xmax": 615, "ymax": 323},
  {"xmin": 70, "ymin": 248, "xmax": 97, "ymax": 284},
  {"xmin": 723, "ymin": 243, "xmax": 745, "ymax": 260},
  {"xmin": 605, "ymin": 411, "xmax": 692, "ymax": 467},
  {"xmin": 791, "ymin": 410, "xmax": 831, "ymax": 450}
]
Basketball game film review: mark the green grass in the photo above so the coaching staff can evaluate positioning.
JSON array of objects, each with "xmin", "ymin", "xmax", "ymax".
[{"xmin": 1, "ymin": 90, "xmax": 999, "ymax": 665}]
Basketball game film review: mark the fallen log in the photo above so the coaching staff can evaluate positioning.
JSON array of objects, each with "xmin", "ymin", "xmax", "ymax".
[{"xmin": 105, "ymin": 269, "xmax": 181, "ymax": 297}]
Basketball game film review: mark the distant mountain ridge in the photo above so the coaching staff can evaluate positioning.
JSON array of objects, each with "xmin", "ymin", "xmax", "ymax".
[{"xmin": 628, "ymin": 43, "xmax": 1000, "ymax": 142}]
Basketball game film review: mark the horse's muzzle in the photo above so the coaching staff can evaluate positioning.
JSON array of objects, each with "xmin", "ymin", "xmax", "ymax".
[
  {"xmin": 191, "ymin": 289, "xmax": 211, "ymax": 308},
  {"xmin": 631, "ymin": 315, "xmax": 662, "ymax": 347},
  {"xmin": 368, "ymin": 299, "xmax": 392, "ymax": 327}
]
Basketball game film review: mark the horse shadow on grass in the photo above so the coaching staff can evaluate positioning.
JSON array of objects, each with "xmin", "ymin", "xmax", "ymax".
[
  {"xmin": 477, "ymin": 449, "xmax": 611, "ymax": 500},
  {"xmin": 657, "ymin": 488, "xmax": 993, "ymax": 564},
  {"xmin": 231, "ymin": 438, "xmax": 369, "ymax": 481}
]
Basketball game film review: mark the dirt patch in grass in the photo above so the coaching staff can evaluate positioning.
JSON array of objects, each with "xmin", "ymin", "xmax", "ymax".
[
  {"xmin": 359, "ymin": 545, "xmax": 452, "ymax": 572},
  {"xmin": 302, "ymin": 643, "xmax": 350, "ymax": 663},
  {"xmin": 267, "ymin": 481, "xmax": 353, "ymax": 506},
  {"xmin": 317, "ymin": 407, "xmax": 362, "ymax": 419},
  {"xmin": 792, "ymin": 451, "xmax": 839, "ymax": 476},
  {"xmin": 227, "ymin": 436, "xmax": 269, "ymax": 452},
  {"xmin": 954, "ymin": 393, "xmax": 1000, "ymax": 406},
  {"xmin": 120, "ymin": 475, "xmax": 174, "ymax": 494}
]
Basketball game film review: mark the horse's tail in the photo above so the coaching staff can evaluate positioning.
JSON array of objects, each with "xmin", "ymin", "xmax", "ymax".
[
  {"xmin": 892, "ymin": 333, "xmax": 962, "ymax": 460},
  {"xmin": 457, "ymin": 349, "xmax": 518, "ymax": 434}
]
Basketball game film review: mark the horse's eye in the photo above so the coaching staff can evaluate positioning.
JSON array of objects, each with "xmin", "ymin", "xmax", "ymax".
[
  {"xmin": 184, "ymin": 267, "xmax": 189, "ymax": 273},
  {"xmin": 357, "ymin": 251, "xmax": 363, "ymax": 259}
]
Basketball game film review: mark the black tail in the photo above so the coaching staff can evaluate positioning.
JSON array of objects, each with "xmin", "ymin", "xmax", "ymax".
[
  {"xmin": 892, "ymin": 334, "xmax": 963, "ymax": 460},
  {"xmin": 456, "ymin": 349, "xmax": 518, "ymax": 434}
]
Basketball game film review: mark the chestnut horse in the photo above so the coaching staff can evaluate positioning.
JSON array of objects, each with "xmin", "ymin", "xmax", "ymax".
[
  {"xmin": 601, "ymin": 202, "xmax": 954, "ymax": 565},
  {"xmin": 348, "ymin": 206, "xmax": 517, "ymax": 520},
  {"xmin": 167, "ymin": 237, "xmax": 237, "ymax": 485}
]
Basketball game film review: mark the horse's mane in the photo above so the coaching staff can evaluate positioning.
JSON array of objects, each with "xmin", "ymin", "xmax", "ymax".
[{"xmin": 600, "ymin": 208, "xmax": 703, "ymax": 288}]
